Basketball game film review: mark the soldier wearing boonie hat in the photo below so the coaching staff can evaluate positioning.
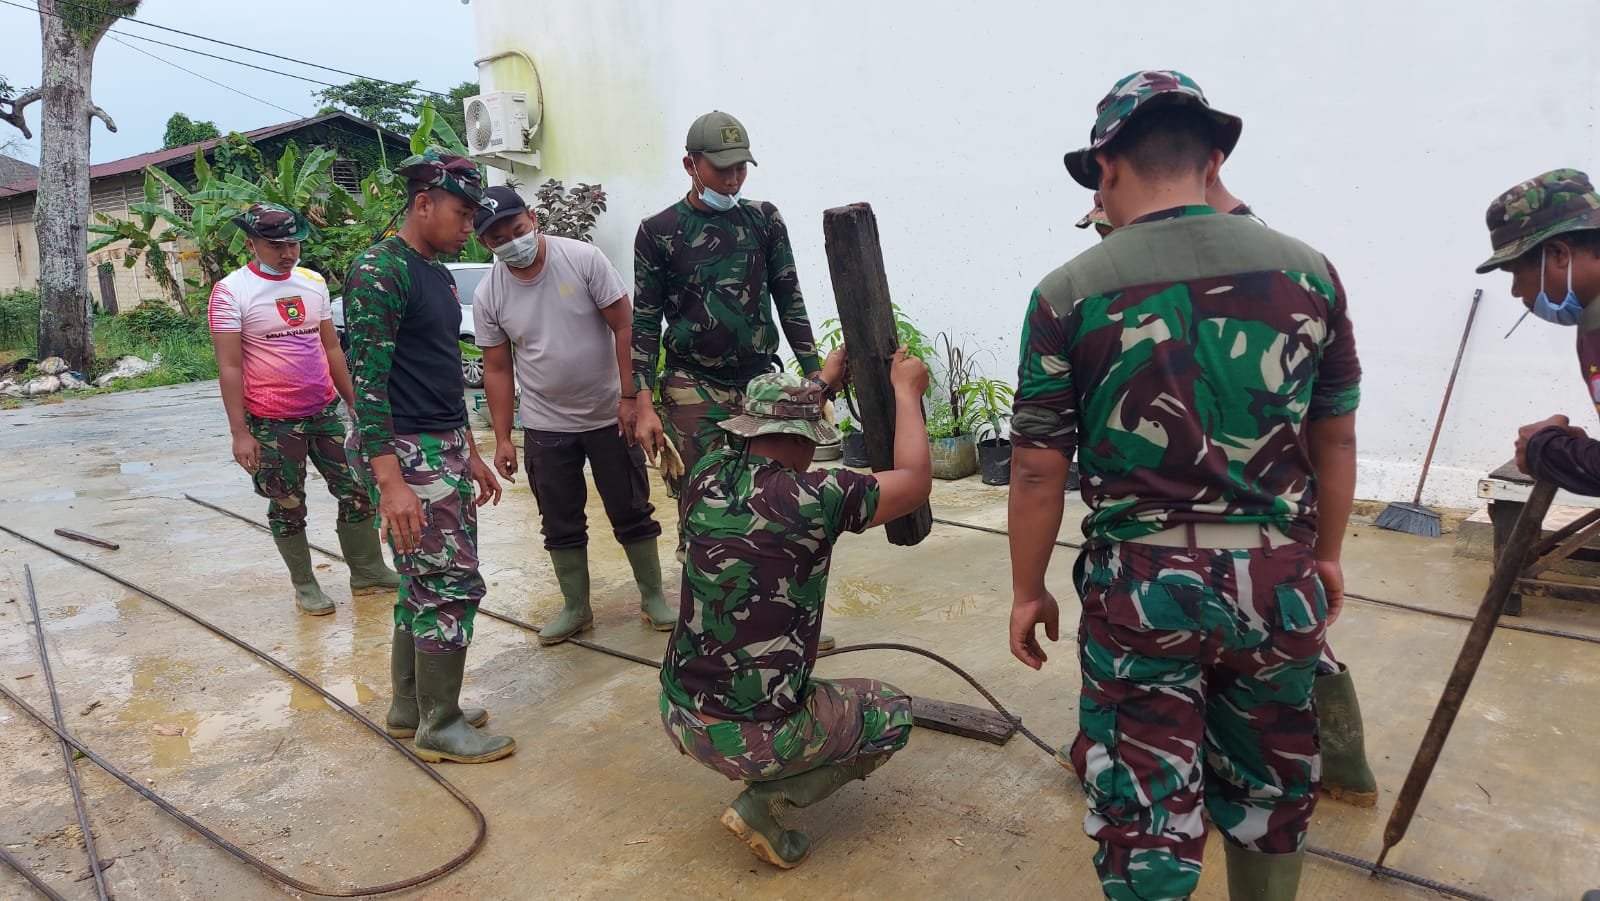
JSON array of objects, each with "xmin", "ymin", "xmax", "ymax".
[
  {"xmin": 1073, "ymin": 153, "xmax": 1379, "ymax": 818},
  {"xmin": 658, "ymin": 352, "xmax": 935, "ymax": 870},
  {"xmin": 1480, "ymin": 169, "xmax": 1600, "ymax": 495},
  {"xmin": 1009, "ymin": 69, "xmax": 1363, "ymax": 901},
  {"xmin": 209, "ymin": 202, "xmax": 399, "ymax": 618},
  {"xmin": 341, "ymin": 148, "xmax": 515, "ymax": 765}
]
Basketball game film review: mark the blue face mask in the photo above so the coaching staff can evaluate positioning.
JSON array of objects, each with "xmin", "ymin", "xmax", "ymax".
[
  {"xmin": 258, "ymin": 257, "xmax": 300, "ymax": 277},
  {"xmin": 1532, "ymin": 246, "xmax": 1583, "ymax": 326},
  {"xmin": 693, "ymin": 170, "xmax": 740, "ymax": 212}
]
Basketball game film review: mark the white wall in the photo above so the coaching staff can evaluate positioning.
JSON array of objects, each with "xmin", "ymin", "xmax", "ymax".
[{"xmin": 473, "ymin": 0, "xmax": 1600, "ymax": 508}]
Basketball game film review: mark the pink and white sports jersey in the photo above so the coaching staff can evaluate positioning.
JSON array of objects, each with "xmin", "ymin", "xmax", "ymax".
[{"xmin": 209, "ymin": 262, "xmax": 337, "ymax": 419}]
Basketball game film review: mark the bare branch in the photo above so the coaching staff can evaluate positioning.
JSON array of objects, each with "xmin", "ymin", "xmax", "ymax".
[
  {"xmin": 0, "ymin": 88, "xmax": 42, "ymax": 140},
  {"xmin": 88, "ymin": 102, "xmax": 117, "ymax": 133}
]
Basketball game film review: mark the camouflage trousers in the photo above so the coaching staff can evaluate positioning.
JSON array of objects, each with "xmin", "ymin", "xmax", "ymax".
[
  {"xmin": 347, "ymin": 428, "xmax": 485, "ymax": 652},
  {"xmin": 1069, "ymin": 540, "xmax": 1326, "ymax": 901},
  {"xmin": 660, "ymin": 678, "xmax": 913, "ymax": 783},
  {"xmin": 657, "ymin": 369, "xmax": 744, "ymax": 505},
  {"xmin": 246, "ymin": 401, "xmax": 371, "ymax": 540}
]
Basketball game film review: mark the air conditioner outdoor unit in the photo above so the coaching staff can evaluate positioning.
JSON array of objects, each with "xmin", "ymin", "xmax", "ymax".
[{"xmin": 464, "ymin": 91, "xmax": 530, "ymax": 155}]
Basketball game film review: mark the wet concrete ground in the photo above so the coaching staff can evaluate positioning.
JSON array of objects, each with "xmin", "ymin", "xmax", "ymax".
[{"xmin": 1, "ymin": 381, "xmax": 1597, "ymax": 900}]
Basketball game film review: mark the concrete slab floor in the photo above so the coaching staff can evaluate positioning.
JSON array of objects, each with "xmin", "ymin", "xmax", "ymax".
[{"xmin": 0, "ymin": 381, "xmax": 1596, "ymax": 901}]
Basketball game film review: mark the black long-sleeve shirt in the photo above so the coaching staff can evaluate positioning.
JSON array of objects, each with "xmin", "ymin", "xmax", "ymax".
[{"xmin": 1525, "ymin": 427, "xmax": 1600, "ymax": 496}]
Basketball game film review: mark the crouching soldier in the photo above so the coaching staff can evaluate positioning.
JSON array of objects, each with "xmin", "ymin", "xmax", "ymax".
[
  {"xmin": 659, "ymin": 348, "xmax": 932, "ymax": 868},
  {"xmin": 208, "ymin": 202, "xmax": 400, "ymax": 615}
]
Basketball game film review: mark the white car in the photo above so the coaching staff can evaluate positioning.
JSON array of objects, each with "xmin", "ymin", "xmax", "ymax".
[{"xmin": 331, "ymin": 261, "xmax": 493, "ymax": 388}]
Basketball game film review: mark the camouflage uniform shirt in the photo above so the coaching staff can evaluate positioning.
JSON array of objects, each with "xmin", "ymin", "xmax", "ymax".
[
  {"xmin": 1012, "ymin": 205, "xmax": 1361, "ymax": 543},
  {"xmin": 632, "ymin": 199, "xmax": 822, "ymax": 392},
  {"xmin": 660, "ymin": 448, "xmax": 880, "ymax": 721},
  {"xmin": 343, "ymin": 236, "xmax": 468, "ymax": 457}
]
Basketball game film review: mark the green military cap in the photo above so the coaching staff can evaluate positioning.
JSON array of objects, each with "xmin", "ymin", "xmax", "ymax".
[
  {"xmin": 396, "ymin": 147, "xmax": 490, "ymax": 208},
  {"xmin": 720, "ymin": 372, "xmax": 838, "ymax": 445},
  {"xmin": 1064, "ymin": 69, "xmax": 1243, "ymax": 191},
  {"xmin": 686, "ymin": 110, "xmax": 757, "ymax": 168},
  {"xmin": 1476, "ymin": 168, "xmax": 1600, "ymax": 273},
  {"xmin": 233, "ymin": 202, "xmax": 310, "ymax": 242}
]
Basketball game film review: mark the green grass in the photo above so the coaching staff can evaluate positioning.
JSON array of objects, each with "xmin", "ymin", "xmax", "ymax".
[{"xmin": 0, "ymin": 289, "xmax": 217, "ymax": 399}]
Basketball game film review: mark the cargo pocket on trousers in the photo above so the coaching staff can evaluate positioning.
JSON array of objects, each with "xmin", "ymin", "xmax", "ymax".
[{"xmin": 1273, "ymin": 575, "xmax": 1328, "ymax": 665}]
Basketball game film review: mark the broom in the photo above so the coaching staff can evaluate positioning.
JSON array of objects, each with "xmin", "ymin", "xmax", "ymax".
[{"xmin": 1376, "ymin": 288, "xmax": 1483, "ymax": 537}]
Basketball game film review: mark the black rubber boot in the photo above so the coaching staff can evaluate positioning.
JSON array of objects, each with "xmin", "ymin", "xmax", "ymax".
[
  {"xmin": 383, "ymin": 628, "xmax": 486, "ymax": 738},
  {"xmin": 412, "ymin": 647, "xmax": 515, "ymax": 764},
  {"xmin": 1224, "ymin": 842, "xmax": 1304, "ymax": 901}
]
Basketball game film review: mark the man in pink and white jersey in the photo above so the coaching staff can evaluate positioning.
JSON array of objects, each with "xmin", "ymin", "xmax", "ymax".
[{"xmin": 209, "ymin": 202, "xmax": 400, "ymax": 615}]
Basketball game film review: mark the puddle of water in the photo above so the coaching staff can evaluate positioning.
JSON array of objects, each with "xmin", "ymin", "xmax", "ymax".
[{"xmin": 119, "ymin": 461, "xmax": 153, "ymax": 474}]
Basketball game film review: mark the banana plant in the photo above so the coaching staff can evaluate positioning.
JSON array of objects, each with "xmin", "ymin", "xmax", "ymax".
[{"xmin": 89, "ymin": 168, "xmax": 197, "ymax": 313}]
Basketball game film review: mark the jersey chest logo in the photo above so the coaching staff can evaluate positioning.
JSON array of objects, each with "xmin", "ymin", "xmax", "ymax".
[{"xmin": 276, "ymin": 296, "xmax": 306, "ymax": 327}]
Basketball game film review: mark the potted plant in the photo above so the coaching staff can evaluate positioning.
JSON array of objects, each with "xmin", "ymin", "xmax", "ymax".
[
  {"xmin": 922, "ymin": 332, "xmax": 980, "ymax": 480},
  {"xmin": 958, "ymin": 375, "xmax": 1015, "ymax": 485}
]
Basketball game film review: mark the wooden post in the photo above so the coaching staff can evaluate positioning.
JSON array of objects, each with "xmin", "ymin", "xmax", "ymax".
[{"xmin": 822, "ymin": 203, "xmax": 932, "ymax": 546}]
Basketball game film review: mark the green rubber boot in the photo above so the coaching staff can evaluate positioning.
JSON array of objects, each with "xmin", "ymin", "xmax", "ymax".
[
  {"xmin": 624, "ymin": 539, "xmax": 675, "ymax": 631},
  {"xmin": 413, "ymin": 647, "xmax": 515, "ymax": 764},
  {"xmin": 1315, "ymin": 664, "xmax": 1378, "ymax": 807},
  {"xmin": 539, "ymin": 547, "xmax": 594, "ymax": 645},
  {"xmin": 383, "ymin": 628, "xmax": 487, "ymax": 738},
  {"xmin": 272, "ymin": 533, "xmax": 335, "ymax": 616},
  {"xmin": 1224, "ymin": 843, "xmax": 1304, "ymax": 901},
  {"xmin": 719, "ymin": 758, "xmax": 881, "ymax": 869},
  {"xmin": 337, "ymin": 516, "xmax": 401, "ymax": 595}
]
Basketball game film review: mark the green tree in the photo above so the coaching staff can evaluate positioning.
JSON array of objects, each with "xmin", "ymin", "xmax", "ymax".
[
  {"xmin": 1, "ymin": 0, "xmax": 144, "ymax": 373},
  {"xmin": 314, "ymin": 77, "xmax": 420, "ymax": 131},
  {"xmin": 434, "ymin": 80, "xmax": 479, "ymax": 141},
  {"xmin": 161, "ymin": 112, "xmax": 220, "ymax": 149}
]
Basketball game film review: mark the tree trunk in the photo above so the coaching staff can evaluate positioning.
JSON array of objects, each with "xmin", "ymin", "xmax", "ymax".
[{"xmin": 33, "ymin": 1, "xmax": 106, "ymax": 371}]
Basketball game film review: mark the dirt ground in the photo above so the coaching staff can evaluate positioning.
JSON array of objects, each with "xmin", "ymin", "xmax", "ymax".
[{"xmin": 1, "ymin": 381, "xmax": 1597, "ymax": 900}]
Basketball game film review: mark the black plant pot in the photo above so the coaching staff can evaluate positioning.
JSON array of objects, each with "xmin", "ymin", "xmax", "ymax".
[
  {"xmin": 1066, "ymin": 461, "xmax": 1080, "ymax": 492},
  {"xmin": 978, "ymin": 438, "xmax": 1012, "ymax": 485},
  {"xmin": 842, "ymin": 432, "xmax": 870, "ymax": 468}
]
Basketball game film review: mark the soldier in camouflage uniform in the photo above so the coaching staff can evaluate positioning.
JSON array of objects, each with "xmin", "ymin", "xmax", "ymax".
[
  {"xmin": 660, "ymin": 350, "xmax": 933, "ymax": 870},
  {"xmin": 343, "ymin": 149, "xmax": 513, "ymax": 765},
  {"xmin": 208, "ymin": 203, "xmax": 401, "ymax": 616},
  {"xmin": 632, "ymin": 110, "xmax": 835, "ymax": 649},
  {"xmin": 1008, "ymin": 71, "xmax": 1361, "ymax": 901},
  {"xmin": 1478, "ymin": 171, "xmax": 1600, "ymax": 497},
  {"xmin": 1076, "ymin": 186, "xmax": 1380, "ymax": 810}
]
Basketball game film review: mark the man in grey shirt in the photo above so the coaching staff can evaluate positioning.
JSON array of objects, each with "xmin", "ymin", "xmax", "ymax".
[{"xmin": 473, "ymin": 186, "xmax": 672, "ymax": 643}]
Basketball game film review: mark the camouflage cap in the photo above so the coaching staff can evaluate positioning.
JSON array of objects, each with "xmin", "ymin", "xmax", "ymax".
[
  {"xmin": 396, "ymin": 148, "xmax": 489, "ymax": 208},
  {"xmin": 1075, "ymin": 193, "xmax": 1111, "ymax": 230},
  {"xmin": 1063, "ymin": 69, "xmax": 1243, "ymax": 190},
  {"xmin": 719, "ymin": 372, "xmax": 839, "ymax": 445},
  {"xmin": 1475, "ymin": 168, "xmax": 1600, "ymax": 273},
  {"xmin": 232, "ymin": 202, "xmax": 310, "ymax": 242},
  {"xmin": 686, "ymin": 110, "xmax": 757, "ymax": 168}
]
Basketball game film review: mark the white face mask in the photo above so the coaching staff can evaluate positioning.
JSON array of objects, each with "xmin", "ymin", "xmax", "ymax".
[{"xmin": 492, "ymin": 229, "xmax": 541, "ymax": 269}]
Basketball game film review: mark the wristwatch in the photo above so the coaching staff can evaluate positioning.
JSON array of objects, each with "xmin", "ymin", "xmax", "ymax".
[{"xmin": 808, "ymin": 375, "xmax": 838, "ymax": 402}]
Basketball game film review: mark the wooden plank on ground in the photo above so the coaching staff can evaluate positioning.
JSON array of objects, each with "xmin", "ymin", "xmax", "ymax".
[
  {"xmin": 821, "ymin": 202, "xmax": 933, "ymax": 547},
  {"xmin": 910, "ymin": 696, "xmax": 1016, "ymax": 746}
]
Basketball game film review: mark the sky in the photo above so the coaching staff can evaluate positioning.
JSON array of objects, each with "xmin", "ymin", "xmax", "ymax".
[{"xmin": 0, "ymin": 0, "xmax": 480, "ymax": 165}]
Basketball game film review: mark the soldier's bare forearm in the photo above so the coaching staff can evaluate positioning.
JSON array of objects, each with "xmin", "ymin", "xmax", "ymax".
[
  {"xmin": 1308, "ymin": 413, "xmax": 1357, "ymax": 562},
  {"xmin": 1009, "ymin": 447, "xmax": 1070, "ymax": 597}
]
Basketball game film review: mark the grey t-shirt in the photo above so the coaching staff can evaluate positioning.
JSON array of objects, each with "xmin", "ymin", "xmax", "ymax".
[{"xmin": 473, "ymin": 235, "xmax": 629, "ymax": 432}]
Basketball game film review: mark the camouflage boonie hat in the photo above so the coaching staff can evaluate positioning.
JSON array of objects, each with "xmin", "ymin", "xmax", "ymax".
[
  {"xmin": 232, "ymin": 202, "xmax": 309, "ymax": 241},
  {"xmin": 1075, "ymin": 193, "xmax": 1111, "ymax": 230},
  {"xmin": 1475, "ymin": 168, "xmax": 1600, "ymax": 273},
  {"xmin": 396, "ymin": 148, "xmax": 489, "ymax": 208},
  {"xmin": 686, "ymin": 111, "xmax": 757, "ymax": 168},
  {"xmin": 719, "ymin": 372, "xmax": 839, "ymax": 445},
  {"xmin": 1063, "ymin": 69, "xmax": 1243, "ymax": 190}
]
